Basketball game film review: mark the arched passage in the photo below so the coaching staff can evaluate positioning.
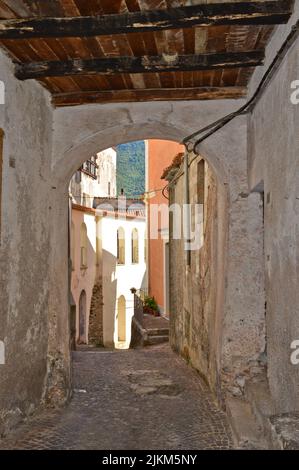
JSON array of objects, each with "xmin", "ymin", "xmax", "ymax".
[{"xmin": 46, "ymin": 105, "xmax": 265, "ymax": 412}]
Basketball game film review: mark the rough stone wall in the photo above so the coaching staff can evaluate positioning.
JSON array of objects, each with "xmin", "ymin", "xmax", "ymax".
[
  {"xmin": 0, "ymin": 50, "xmax": 53, "ymax": 434},
  {"xmin": 88, "ymin": 282, "xmax": 104, "ymax": 346},
  {"xmin": 169, "ymin": 160, "xmax": 220, "ymax": 392},
  {"xmin": 169, "ymin": 146, "xmax": 266, "ymax": 402},
  {"xmin": 247, "ymin": 4, "xmax": 299, "ymax": 412}
]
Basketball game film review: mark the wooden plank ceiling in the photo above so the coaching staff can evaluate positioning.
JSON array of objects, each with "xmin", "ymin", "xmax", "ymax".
[{"xmin": 0, "ymin": 1, "xmax": 293, "ymax": 107}]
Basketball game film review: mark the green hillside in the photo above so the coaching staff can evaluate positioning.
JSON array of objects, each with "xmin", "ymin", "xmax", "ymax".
[{"xmin": 116, "ymin": 141, "xmax": 145, "ymax": 197}]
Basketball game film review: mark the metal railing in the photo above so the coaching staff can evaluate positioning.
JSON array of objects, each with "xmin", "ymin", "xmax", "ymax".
[{"xmin": 131, "ymin": 288, "xmax": 146, "ymax": 327}]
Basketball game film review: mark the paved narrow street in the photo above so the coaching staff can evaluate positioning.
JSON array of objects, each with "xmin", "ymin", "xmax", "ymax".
[{"xmin": 0, "ymin": 345, "xmax": 233, "ymax": 450}]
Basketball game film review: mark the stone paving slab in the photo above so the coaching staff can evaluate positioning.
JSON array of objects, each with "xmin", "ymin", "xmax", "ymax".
[{"xmin": 0, "ymin": 344, "xmax": 233, "ymax": 450}]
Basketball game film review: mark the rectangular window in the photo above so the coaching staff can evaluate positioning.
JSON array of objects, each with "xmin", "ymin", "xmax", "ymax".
[{"xmin": 79, "ymin": 157, "xmax": 98, "ymax": 179}]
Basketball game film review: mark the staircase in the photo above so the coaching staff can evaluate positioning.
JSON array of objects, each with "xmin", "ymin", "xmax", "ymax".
[
  {"xmin": 143, "ymin": 315, "xmax": 170, "ymax": 347},
  {"xmin": 145, "ymin": 327, "xmax": 169, "ymax": 346}
]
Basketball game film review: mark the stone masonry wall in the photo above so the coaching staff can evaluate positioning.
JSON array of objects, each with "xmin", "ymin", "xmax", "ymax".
[
  {"xmin": 169, "ymin": 147, "xmax": 266, "ymax": 403},
  {"xmin": 169, "ymin": 159, "xmax": 220, "ymax": 393},
  {"xmin": 88, "ymin": 282, "xmax": 104, "ymax": 346}
]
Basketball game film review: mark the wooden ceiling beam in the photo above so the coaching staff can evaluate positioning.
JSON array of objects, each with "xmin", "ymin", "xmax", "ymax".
[
  {"xmin": 0, "ymin": 1, "xmax": 293, "ymax": 39},
  {"xmin": 15, "ymin": 51, "xmax": 264, "ymax": 80},
  {"xmin": 52, "ymin": 87, "xmax": 247, "ymax": 107}
]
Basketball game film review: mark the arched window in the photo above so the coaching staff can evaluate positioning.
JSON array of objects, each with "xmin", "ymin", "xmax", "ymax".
[
  {"xmin": 70, "ymin": 221, "xmax": 75, "ymax": 270},
  {"xmin": 78, "ymin": 290, "xmax": 87, "ymax": 344},
  {"xmin": 117, "ymin": 296, "xmax": 126, "ymax": 342},
  {"xmin": 80, "ymin": 223, "xmax": 87, "ymax": 268},
  {"xmin": 132, "ymin": 228, "xmax": 139, "ymax": 264},
  {"xmin": 117, "ymin": 227, "xmax": 125, "ymax": 265}
]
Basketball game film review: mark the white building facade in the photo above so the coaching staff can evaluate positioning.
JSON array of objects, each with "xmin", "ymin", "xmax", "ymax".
[
  {"xmin": 70, "ymin": 148, "xmax": 147, "ymax": 349},
  {"xmin": 70, "ymin": 147, "xmax": 117, "ymax": 207},
  {"xmin": 71, "ymin": 205, "xmax": 98, "ymax": 345},
  {"xmin": 100, "ymin": 208, "xmax": 147, "ymax": 349}
]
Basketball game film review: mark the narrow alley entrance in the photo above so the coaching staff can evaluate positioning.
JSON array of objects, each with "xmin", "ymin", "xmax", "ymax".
[{"xmin": 0, "ymin": 345, "xmax": 232, "ymax": 450}]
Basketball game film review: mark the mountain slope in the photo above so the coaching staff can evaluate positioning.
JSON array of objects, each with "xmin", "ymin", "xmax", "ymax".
[{"xmin": 116, "ymin": 141, "xmax": 145, "ymax": 197}]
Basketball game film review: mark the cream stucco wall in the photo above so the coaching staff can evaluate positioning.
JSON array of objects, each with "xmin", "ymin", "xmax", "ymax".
[
  {"xmin": 71, "ymin": 208, "xmax": 98, "ymax": 344},
  {"xmin": 101, "ymin": 214, "xmax": 147, "ymax": 349}
]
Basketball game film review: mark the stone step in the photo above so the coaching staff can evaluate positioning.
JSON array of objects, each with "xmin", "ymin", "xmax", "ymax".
[
  {"xmin": 147, "ymin": 328, "xmax": 169, "ymax": 337},
  {"xmin": 226, "ymin": 397, "xmax": 266, "ymax": 449},
  {"xmin": 269, "ymin": 413, "xmax": 299, "ymax": 449},
  {"xmin": 245, "ymin": 377, "xmax": 276, "ymax": 448},
  {"xmin": 145, "ymin": 335, "xmax": 169, "ymax": 346}
]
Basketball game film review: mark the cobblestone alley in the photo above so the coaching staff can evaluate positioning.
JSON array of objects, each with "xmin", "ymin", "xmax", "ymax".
[{"xmin": 0, "ymin": 345, "xmax": 233, "ymax": 450}]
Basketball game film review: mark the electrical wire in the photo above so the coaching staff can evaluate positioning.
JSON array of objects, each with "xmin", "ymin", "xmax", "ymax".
[
  {"xmin": 70, "ymin": 187, "xmax": 166, "ymax": 200},
  {"xmin": 163, "ymin": 20, "xmax": 299, "ymax": 201},
  {"xmin": 182, "ymin": 19, "xmax": 299, "ymax": 153},
  {"xmin": 161, "ymin": 150, "xmax": 205, "ymax": 199}
]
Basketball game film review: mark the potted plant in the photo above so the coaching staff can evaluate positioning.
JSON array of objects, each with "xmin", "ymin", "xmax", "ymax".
[{"xmin": 143, "ymin": 296, "xmax": 160, "ymax": 317}]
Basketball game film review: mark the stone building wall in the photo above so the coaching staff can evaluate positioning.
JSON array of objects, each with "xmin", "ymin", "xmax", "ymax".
[
  {"xmin": 169, "ymin": 151, "xmax": 266, "ymax": 402},
  {"xmin": 169, "ymin": 159, "xmax": 221, "ymax": 394},
  {"xmin": 0, "ymin": 49, "xmax": 53, "ymax": 434},
  {"xmin": 88, "ymin": 282, "xmax": 104, "ymax": 346},
  {"xmin": 247, "ymin": 3, "xmax": 299, "ymax": 412}
]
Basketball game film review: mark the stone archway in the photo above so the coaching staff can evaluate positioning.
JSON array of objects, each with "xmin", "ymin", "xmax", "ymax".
[{"xmin": 45, "ymin": 102, "xmax": 265, "ymax": 407}]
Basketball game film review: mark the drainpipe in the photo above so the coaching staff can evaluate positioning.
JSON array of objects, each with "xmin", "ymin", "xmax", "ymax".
[{"xmin": 183, "ymin": 150, "xmax": 191, "ymax": 267}]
